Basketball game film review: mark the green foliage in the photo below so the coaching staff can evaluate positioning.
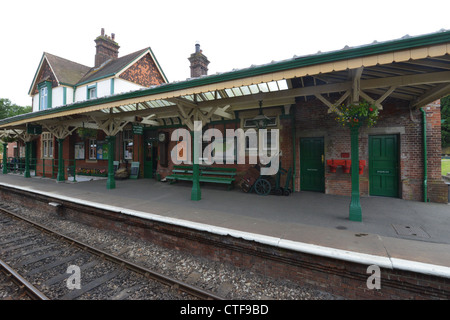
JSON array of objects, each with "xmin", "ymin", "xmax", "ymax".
[
  {"xmin": 334, "ymin": 100, "xmax": 379, "ymax": 128},
  {"xmin": 0, "ymin": 98, "xmax": 31, "ymax": 120},
  {"xmin": 442, "ymin": 159, "xmax": 450, "ymax": 176},
  {"xmin": 441, "ymin": 95, "xmax": 450, "ymax": 148},
  {"xmin": 0, "ymin": 98, "xmax": 30, "ymax": 152},
  {"xmin": 77, "ymin": 127, "xmax": 98, "ymax": 140}
]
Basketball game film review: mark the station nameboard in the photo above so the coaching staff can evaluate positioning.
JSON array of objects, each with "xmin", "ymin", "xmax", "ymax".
[
  {"xmin": 27, "ymin": 124, "xmax": 42, "ymax": 135},
  {"xmin": 132, "ymin": 125, "xmax": 143, "ymax": 135}
]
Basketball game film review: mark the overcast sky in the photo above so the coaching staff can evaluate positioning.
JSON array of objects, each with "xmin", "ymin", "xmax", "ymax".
[{"xmin": 1, "ymin": 0, "xmax": 449, "ymax": 107}]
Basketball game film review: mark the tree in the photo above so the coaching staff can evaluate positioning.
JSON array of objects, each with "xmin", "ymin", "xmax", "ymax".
[
  {"xmin": 441, "ymin": 95, "xmax": 450, "ymax": 148},
  {"xmin": 0, "ymin": 98, "xmax": 32, "ymax": 155},
  {"xmin": 0, "ymin": 98, "xmax": 31, "ymax": 119}
]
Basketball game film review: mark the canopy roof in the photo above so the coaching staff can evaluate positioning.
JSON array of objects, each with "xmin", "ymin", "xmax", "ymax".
[{"xmin": 2, "ymin": 29, "xmax": 450, "ymax": 137}]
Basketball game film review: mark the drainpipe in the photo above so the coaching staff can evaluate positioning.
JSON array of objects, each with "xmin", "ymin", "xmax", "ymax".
[
  {"xmin": 291, "ymin": 106, "xmax": 296, "ymax": 192},
  {"xmin": 420, "ymin": 108, "xmax": 428, "ymax": 202}
]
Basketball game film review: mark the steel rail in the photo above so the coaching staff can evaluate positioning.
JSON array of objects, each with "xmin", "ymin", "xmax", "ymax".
[
  {"xmin": 0, "ymin": 207, "xmax": 224, "ymax": 300},
  {"xmin": 0, "ymin": 258, "xmax": 50, "ymax": 300}
]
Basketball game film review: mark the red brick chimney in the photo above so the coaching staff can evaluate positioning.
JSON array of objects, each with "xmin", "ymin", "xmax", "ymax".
[
  {"xmin": 94, "ymin": 28, "xmax": 120, "ymax": 68},
  {"xmin": 188, "ymin": 43, "xmax": 210, "ymax": 78}
]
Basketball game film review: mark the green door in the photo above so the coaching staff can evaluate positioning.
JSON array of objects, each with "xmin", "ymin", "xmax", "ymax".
[
  {"xmin": 144, "ymin": 140, "xmax": 158, "ymax": 179},
  {"xmin": 369, "ymin": 135, "xmax": 399, "ymax": 197},
  {"xmin": 300, "ymin": 137, "xmax": 325, "ymax": 192}
]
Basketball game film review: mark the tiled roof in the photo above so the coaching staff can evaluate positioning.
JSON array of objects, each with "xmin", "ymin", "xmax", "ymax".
[
  {"xmin": 76, "ymin": 48, "xmax": 149, "ymax": 85},
  {"xmin": 44, "ymin": 53, "xmax": 91, "ymax": 86}
]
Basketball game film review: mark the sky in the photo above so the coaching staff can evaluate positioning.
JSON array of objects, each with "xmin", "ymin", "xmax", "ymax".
[{"xmin": 1, "ymin": 0, "xmax": 449, "ymax": 107}]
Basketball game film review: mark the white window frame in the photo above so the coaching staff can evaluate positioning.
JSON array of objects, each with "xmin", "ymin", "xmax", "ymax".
[
  {"xmin": 87, "ymin": 84, "xmax": 97, "ymax": 100},
  {"xmin": 41, "ymin": 132, "xmax": 54, "ymax": 159},
  {"xmin": 89, "ymin": 139, "xmax": 97, "ymax": 160},
  {"xmin": 123, "ymin": 130, "xmax": 133, "ymax": 160},
  {"xmin": 40, "ymin": 86, "xmax": 48, "ymax": 109}
]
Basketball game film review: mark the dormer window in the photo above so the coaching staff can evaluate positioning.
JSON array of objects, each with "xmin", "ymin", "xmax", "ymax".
[
  {"xmin": 40, "ymin": 86, "xmax": 47, "ymax": 107},
  {"xmin": 87, "ymin": 84, "xmax": 97, "ymax": 99},
  {"xmin": 38, "ymin": 81, "xmax": 52, "ymax": 110}
]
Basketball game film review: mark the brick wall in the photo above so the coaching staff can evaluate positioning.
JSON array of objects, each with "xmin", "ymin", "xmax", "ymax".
[
  {"xmin": 294, "ymin": 97, "xmax": 447, "ymax": 203},
  {"xmin": 32, "ymin": 60, "xmax": 58, "ymax": 95},
  {"xmin": 2, "ymin": 185, "xmax": 448, "ymax": 299},
  {"xmin": 119, "ymin": 53, "xmax": 165, "ymax": 87},
  {"xmin": 95, "ymin": 34, "xmax": 119, "ymax": 68}
]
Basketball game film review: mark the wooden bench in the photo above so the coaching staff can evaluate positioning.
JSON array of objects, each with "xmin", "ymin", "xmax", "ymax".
[{"xmin": 165, "ymin": 165, "xmax": 236, "ymax": 190}]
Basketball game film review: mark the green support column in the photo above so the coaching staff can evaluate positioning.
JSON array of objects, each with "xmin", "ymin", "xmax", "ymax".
[
  {"xmin": 106, "ymin": 136, "xmax": 116, "ymax": 190},
  {"xmin": 2, "ymin": 143, "xmax": 7, "ymax": 174},
  {"xmin": 191, "ymin": 126, "xmax": 201, "ymax": 201},
  {"xmin": 349, "ymin": 125, "xmax": 362, "ymax": 221},
  {"xmin": 24, "ymin": 141, "xmax": 31, "ymax": 178},
  {"xmin": 2, "ymin": 143, "xmax": 8, "ymax": 174},
  {"xmin": 57, "ymin": 138, "xmax": 65, "ymax": 182}
]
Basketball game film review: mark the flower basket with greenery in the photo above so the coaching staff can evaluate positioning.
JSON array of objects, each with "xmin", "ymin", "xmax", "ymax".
[
  {"xmin": 335, "ymin": 100, "xmax": 379, "ymax": 128},
  {"xmin": 77, "ymin": 127, "xmax": 98, "ymax": 140},
  {"xmin": 1, "ymin": 136, "xmax": 17, "ymax": 143}
]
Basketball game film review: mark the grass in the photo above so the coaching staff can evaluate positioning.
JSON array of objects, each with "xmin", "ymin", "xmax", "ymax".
[{"xmin": 442, "ymin": 159, "xmax": 450, "ymax": 176}]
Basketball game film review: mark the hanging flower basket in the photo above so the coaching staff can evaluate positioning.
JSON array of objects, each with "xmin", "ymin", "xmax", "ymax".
[
  {"xmin": 334, "ymin": 100, "xmax": 379, "ymax": 128},
  {"xmin": 77, "ymin": 127, "xmax": 98, "ymax": 140},
  {"xmin": 1, "ymin": 136, "xmax": 17, "ymax": 143}
]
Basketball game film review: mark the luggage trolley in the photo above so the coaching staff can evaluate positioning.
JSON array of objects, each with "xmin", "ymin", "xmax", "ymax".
[{"xmin": 239, "ymin": 162, "xmax": 293, "ymax": 196}]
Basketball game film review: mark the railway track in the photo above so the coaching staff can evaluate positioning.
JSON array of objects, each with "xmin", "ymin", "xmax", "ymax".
[{"xmin": 0, "ymin": 203, "xmax": 224, "ymax": 300}]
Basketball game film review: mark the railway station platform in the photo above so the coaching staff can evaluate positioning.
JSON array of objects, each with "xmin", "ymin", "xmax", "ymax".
[{"xmin": 1, "ymin": 173, "xmax": 449, "ymax": 280}]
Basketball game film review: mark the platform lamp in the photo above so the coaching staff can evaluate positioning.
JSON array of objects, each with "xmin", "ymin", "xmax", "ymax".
[{"xmin": 252, "ymin": 101, "xmax": 271, "ymax": 129}]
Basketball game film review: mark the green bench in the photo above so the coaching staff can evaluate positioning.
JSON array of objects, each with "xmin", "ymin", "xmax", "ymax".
[{"xmin": 165, "ymin": 165, "xmax": 236, "ymax": 190}]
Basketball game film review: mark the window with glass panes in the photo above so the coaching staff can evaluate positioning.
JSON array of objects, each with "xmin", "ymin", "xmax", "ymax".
[
  {"xmin": 123, "ymin": 130, "xmax": 133, "ymax": 160},
  {"xmin": 89, "ymin": 139, "xmax": 97, "ymax": 160},
  {"xmin": 41, "ymin": 132, "xmax": 54, "ymax": 158}
]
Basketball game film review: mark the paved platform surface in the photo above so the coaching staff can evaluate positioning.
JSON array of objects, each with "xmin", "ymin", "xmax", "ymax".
[{"xmin": 1, "ymin": 174, "xmax": 449, "ymax": 277}]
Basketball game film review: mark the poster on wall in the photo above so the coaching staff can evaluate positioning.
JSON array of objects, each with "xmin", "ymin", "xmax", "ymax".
[
  {"xmin": 75, "ymin": 143, "xmax": 85, "ymax": 160},
  {"xmin": 96, "ymin": 142, "xmax": 108, "ymax": 160}
]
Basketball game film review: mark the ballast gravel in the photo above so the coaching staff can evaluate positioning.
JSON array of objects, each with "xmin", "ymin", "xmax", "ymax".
[{"xmin": 1, "ymin": 203, "xmax": 341, "ymax": 300}]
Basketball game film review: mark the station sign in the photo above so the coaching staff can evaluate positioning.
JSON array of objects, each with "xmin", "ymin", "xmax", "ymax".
[
  {"xmin": 132, "ymin": 125, "xmax": 143, "ymax": 135},
  {"xmin": 27, "ymin": 124, "xmax": 42, "ymax": 135}
]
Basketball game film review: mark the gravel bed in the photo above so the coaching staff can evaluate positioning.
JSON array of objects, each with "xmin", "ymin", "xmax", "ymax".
[{"xmin": 1, "ymin": 202, "xmax": 341, "ymax": 300}]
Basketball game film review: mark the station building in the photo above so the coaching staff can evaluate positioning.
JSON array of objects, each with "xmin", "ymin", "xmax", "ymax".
[{"xmin": 1, "ymin": 29, "xmax": 450, "ymax": 219}]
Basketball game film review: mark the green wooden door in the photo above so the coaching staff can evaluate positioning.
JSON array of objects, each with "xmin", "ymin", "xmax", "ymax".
[
  {"xmin": 144, "ymin": 140, "xmax": 158, "ymax": 179},
  {"xmin": 300, "ymin": 137, "xmax": 325, "ymax": 192},
  {"xmin": 369, "ymin": 135, "xmax": 399, "ymax": 197}
]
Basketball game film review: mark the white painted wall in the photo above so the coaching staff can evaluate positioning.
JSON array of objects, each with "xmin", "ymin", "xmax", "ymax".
[
  {"xmin": 74, "ymin": 84, "xmax": 86, "ymax": 102},
  {"xmin": 30, "ymin": 77, "xmax": 147, "ymax": 113},
  {"xmin": 114, "ymin": 78, "xmax": 144, "ymax": 94},
  {"xmin": 52, "ymin": 86, "xmax": 64, "ymax": 108},
  {"xmin": 32, "ymin": 94, "xmax": 39, "ymax": 112},
  {"xmin": 66, "ymin": 87, "xmax": 74, "ymax": 104},
  {"xmin": 97, "ymin": 80, "xmax": 111, "ymax": 98}
]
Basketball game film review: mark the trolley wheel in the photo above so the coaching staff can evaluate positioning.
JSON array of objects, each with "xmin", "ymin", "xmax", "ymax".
[
  {"xmin": 283, "ymin": 189, "xmax": 291, "ymax": 196},
  {"xmin": 254, "ymin": 178, "xmax": 271, "ymax": 196}
]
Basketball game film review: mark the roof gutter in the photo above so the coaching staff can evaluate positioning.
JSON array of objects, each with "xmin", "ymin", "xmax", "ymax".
[{"xmin": 2, "ymin": 30, "xmax": 450, "ymax": 128}]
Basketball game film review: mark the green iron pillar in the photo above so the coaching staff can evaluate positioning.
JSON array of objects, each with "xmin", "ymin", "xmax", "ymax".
[
  {"xmin": 191, "ymin": 124, "xmax": 201, "ymax": 201},
  {"xmin": 57, "ymin": 138, "xmax": 65, "ymax": 182},
  {"xmin": 106, "ymin": 136, "xmax": 116, "ymax": 190},
  {"xmin": 349, "ymin": 125, "xmax": 362, "ymax": 222},
  {"xmin": 24, "ymin": 141, "xmax": 31, "ymax": 178},
  {"xmin": 2, "ymin": 143, "xmax": 7, "ymax": 174}
]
